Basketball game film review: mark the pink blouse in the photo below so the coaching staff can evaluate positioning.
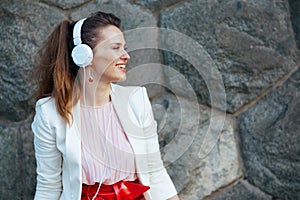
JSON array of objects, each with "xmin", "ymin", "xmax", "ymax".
[{"xmin": 80, "ymin": 102, "xmax": 137, "ymax": 185}]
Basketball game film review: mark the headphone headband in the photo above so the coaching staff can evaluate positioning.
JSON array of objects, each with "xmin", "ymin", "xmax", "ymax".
[
  {"xmin": 73, "ymin": 18, "xmax": 87, "ymax": 46},
  {"xmin": 71, "ymin": 18, "xmax": 93, "ymax": 67}
]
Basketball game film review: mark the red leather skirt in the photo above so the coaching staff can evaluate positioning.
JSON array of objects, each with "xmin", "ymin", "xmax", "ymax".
[{"xmin": 81, "ymin": 179, "xmax": 150, "ymax": 200}]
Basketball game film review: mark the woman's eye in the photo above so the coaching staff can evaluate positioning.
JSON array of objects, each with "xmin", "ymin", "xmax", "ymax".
[{"xmin": 112, "ymin": 46, "xmax": 127, "ymax": 51}]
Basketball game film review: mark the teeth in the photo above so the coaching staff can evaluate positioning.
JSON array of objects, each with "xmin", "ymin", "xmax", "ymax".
[{"xmin": 117, "ymin": 65, "xmax": 125, "ymax": 69}]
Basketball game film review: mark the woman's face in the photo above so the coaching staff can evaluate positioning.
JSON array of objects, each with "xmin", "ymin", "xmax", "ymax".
[{"xmin": 91, "ymin": 25, "xmax": 130, "ymax": 83}]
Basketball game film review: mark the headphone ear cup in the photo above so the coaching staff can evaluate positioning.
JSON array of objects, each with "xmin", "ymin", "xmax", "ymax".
[{"xmin": 71, "ymin": 44, "xmax": 93, "ymax": 67}]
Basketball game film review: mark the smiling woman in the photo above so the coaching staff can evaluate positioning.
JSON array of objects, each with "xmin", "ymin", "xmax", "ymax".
[{"xmin": 31, "ymin": 11, "xmax": 179, "ymax": 200}]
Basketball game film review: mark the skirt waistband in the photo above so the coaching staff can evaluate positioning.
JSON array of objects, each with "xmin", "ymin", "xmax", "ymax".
[{"xmin": 81, "ymin": 179, "xmax": 150, "ymax": 200}]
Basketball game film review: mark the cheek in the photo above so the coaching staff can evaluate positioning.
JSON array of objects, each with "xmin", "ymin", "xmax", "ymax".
[
  {"xmin": 92, "ymin": 50, "xmax": 121, "ymax": 73},
  {"xmin": 93, "ymin": 52, "xmax": 119, "ymax": 65},
  {"xmin": 92, "ymin": 56, "xmax": 110, "ymax": 70},
  {"xmin": 93, "ymin": 60, "xmax": 117, "ymax": 77}
]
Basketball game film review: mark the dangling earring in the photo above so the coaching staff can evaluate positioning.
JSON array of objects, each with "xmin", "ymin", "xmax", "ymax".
[{"xmin": 88, "ymin": 67, "xmax": 94, "ymax": 83}]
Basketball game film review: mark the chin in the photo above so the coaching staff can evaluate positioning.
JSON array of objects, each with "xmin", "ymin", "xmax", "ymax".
[{"xmin": 114, "ymin": 76, "xmax": 127, "ymax": 82}]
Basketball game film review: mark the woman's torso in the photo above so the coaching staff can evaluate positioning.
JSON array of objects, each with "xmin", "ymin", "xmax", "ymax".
[{"xmin": 80, "ymin": 101, "xmax": 137, "ymax": 185}]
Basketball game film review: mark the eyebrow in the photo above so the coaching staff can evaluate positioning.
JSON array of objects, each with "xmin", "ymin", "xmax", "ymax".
[{"xmin": 110, "ymin": 42, "xmax": 126, "ymax": 46}]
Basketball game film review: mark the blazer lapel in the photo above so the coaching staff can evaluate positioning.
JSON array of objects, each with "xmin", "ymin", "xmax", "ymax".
[{"xmin": 65, "ymin": 101, "xmax": 82, "ymax": 197}]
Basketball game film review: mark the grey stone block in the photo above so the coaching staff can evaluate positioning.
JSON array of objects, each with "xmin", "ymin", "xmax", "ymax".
[
  {"xmin": 160, "ymin": 0, "xmax": 300, "ymax": 113},
  {"xmin": 0, "ymin": 118, "xmax": 35, "ymax": 200},
  {"xmin": 210, "ymin": 180, "xmax": 272, "ymax": 200},
  {"xmin": 0, "ymin": 1, "xmax": 66, "ymax": 121},
  {"xmin": 152, "ymin": 94, "xmax": 241, "ymax": 199},
  {"xmin": 0, "ymin": 124, "xmax": 21, "ymax": 199},
  {"xmin": 70, "ymin": 0, "xmax": 157, "ymax": 29},
  {"xmin": 130, "ymin": 0, "xmax": 184, "ymax": 12},
  {"xmin": 237, "ymin": 68, "xmax": 300, "ymax": 199},
  {"xmin": 46, "ymin": 0, "xmax": 91, "ymax": 10}
]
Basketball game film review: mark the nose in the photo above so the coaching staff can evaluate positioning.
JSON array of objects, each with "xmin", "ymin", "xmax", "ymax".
[{"xmin": 121, "ymin": 49, "xmax": 130, "ymax": 60}]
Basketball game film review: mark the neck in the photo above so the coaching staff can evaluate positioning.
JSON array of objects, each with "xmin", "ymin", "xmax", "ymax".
[{"xmin": 81, "ymin": 80, "xmax": 111, "ymax": 106}]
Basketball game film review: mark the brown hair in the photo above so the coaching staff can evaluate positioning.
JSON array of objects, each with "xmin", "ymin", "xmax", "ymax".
[{"xmin": 35, "ymin": 11, "xmax": 121, "ymax": 124}]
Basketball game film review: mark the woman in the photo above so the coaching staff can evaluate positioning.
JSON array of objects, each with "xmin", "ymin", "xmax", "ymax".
[{"xmin": 32, "ymin": 11, "xmax": 179, "ymax": 200}]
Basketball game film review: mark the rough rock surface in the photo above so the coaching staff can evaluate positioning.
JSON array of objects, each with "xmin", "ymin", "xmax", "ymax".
[
  {"xmin": 153, "ymin": 94, "xmax": 241, "ymax": 199},
  {"xmin": 209, "ymin": 180, "xmax": 272, "ymax": 200},
  {"xmin": 160, "ymin": 0, "xmax": 299, "ymax": 113},
  {"xmin": 0, "ymin": 117, "xmax": 35, "ymax": 199},
  {"xmin": 237, "ymin": 68, "xmax": 300, "ymax": 199},
  {"xmin": 0, "ymin": 0, "xmax": 66, "ymax": 121},
  {"xmin": 0, "ymin": 0, "xmax": 299, "ymax": 199}
]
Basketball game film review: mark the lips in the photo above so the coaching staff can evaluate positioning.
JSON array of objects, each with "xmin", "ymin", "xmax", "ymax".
[{"xmin": 115, "ymin": 63, "xmax": 126, "ymax": 72}]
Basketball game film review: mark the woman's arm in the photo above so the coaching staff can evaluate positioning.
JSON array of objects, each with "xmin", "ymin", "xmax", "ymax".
[{"xmin": 31, "ymin": 99, "xmax": 62, "ymax": 200}]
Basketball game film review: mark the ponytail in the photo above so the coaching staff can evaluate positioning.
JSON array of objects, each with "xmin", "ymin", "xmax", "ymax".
[{"xmin": 35, "ymin": 20, "xmax": 79, "ymax": 124}]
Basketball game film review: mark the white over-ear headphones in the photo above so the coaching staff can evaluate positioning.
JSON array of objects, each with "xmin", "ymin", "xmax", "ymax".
[{"xmin": 71, "ymin": 18, "xmax": 93, "ymax": 67}]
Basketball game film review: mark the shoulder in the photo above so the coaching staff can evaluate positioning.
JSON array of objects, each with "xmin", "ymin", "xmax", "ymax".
[
  {"xmin": 34, "ymin": 96, "xmax": 64, "ymax": 126},
  {"xmin": 111, "ymin": 84, "xmax": 152, "ymax": 118},
  {"xmin": 35, "ymin": 97, "xmax": 57, "ymax": 116},
  {"xmin": 111, "ymin": 84, "xmax": 148, "ymax": 102},
  {"xmin": 111, "ymin": 83, "xmax": 145, "ymax": 94},
  {"xmin": 36, "ymin": 96, "xmax": 55, "ymax": 108}
]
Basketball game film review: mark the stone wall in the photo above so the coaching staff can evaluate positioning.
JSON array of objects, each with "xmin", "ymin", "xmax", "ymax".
[{"xmin": 0, "ymin": 0, "xmax": 299, "ymax": 199}]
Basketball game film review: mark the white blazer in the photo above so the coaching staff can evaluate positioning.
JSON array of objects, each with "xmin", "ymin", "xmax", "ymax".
[{"xmin": 32, "ymin": 84, "xmax": 177, "ymax": 200}]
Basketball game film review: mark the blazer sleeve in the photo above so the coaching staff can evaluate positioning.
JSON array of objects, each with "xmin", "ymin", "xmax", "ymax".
[
  {"xmin": 141, "ymin": 87, "xmax": 178, "ymax": 199},
  {"xmin": 31, "ymin": 99, "xmax": 62, "ymax": 200}
]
